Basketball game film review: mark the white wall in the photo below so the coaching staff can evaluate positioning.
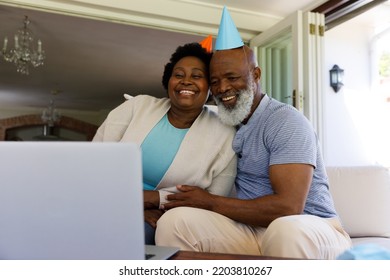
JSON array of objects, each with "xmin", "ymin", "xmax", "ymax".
[{"xmin": 323, "ymin": 17, "xmax": 387, "ymax": 166}]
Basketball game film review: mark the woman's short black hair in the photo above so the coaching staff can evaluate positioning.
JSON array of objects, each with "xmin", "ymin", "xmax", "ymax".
[{"xmin": 162, "ymin": 42, "xmax": 212, "ymax": 90}]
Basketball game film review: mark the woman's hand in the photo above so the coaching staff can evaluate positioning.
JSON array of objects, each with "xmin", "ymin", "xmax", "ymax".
[{"xmin": 143, "ymin": 190, "xmax": 160, "ymax": 209}]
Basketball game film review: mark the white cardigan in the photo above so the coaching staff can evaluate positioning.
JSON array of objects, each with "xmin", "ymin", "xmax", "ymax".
[{"xmin": 93, "ymin": 95, "xmax": 237, "ymax": 207}]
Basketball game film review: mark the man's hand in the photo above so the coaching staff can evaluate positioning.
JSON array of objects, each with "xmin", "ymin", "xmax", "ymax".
[
  {"xmin": 162, "ymin": 185, "xmax": 216, "ymax": 210},
  {"xmin": 144, "ymin": 209, "xmax": 164, "ymax": 228}
]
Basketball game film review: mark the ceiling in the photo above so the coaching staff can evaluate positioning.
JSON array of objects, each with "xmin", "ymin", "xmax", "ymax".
[
  {"xmin": 0, "ymin": 0, "xmax": 389, "ymax": 112},
  {"xmin": 0, "ymin": 3, "xmax": 201, "ymax": 111}
]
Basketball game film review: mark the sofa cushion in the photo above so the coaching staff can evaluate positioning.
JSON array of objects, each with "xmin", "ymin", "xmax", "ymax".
[
  {"xmin": 351, "ymin": 237, "xmax": 390, "ymax": 251},
  {"xmin": 326, "ymin": 166, "xmax": 390, "ymax": 238}
]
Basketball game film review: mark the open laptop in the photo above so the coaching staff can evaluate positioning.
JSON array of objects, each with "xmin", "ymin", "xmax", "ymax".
[{"xmin": 0, "ymin": 142, "xmax": 178, "ymax": 260}]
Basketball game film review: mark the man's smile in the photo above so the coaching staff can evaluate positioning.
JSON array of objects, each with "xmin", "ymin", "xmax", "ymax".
[{"xmin": 222, "ymin": 95, "xmax": 235, "ymax": 102}]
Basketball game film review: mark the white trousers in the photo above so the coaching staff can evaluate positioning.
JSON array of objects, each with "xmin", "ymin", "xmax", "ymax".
[{"xmin": 155, "ymin": 207, "xmax": 352, "ymax": 259}]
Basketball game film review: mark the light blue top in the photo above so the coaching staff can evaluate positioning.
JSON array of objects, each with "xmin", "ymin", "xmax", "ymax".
[
  {"xmin": 233, "ymin": 94, "xmax": 337, "ymax": 218},
  {"xmin": 141, "ymin": 114, "xmax": 189, "ymax": 190}
]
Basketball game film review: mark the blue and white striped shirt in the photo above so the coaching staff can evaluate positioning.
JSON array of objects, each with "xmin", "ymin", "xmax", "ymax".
[{"xmin": 233, "ymin": 94, "xmax": 337, "ymax": 218}]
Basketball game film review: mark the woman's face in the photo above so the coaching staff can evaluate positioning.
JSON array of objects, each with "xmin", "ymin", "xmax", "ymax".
[{"xmin": 168, "ymin": 56, "xmax": 209, "ymax": 111}]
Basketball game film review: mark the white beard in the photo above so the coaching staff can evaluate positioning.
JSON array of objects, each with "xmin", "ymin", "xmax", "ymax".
[{"xmin": 213, "ymin": 83, "xmax": 255, "ymax": 126}]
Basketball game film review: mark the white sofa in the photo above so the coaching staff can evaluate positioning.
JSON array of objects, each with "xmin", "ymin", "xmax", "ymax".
[{"xmin": 326, "ymin": 165, "xmax": 390, "ymax": 250}]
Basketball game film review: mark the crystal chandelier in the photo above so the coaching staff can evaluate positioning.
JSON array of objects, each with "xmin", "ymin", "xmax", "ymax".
[
  {"xmin": 41, "ymin": 99, "xmax": 61, "ymax": 127},
  {"xmin": 2, "ymin": 15, "xmax": 45, "ymax": 75}
]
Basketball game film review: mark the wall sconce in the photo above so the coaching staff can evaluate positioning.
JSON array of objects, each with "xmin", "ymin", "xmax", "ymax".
[{"xmin": 329, "ymin": 64, "xmax": 344, "ymax": 93}]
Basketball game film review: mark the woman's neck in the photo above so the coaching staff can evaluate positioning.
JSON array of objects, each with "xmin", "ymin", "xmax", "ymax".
[{"xmin": 167, "ymin": 107, "xmax": 202, "ymax": 129}]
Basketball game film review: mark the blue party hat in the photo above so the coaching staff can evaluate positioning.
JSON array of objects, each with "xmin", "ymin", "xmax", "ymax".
[{"xmin": 215, "ymin": 6, "xmax": 244, "ymax": 50}]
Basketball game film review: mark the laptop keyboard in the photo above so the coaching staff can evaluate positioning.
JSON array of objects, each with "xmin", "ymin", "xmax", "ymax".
[{"xmin": 145, "ymin": 254, "xmax": 155, "ymax": 260}]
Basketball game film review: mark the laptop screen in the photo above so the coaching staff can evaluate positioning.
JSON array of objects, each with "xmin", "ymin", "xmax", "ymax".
[{"xmin": 0, "ymin": 142, "xmax": 145, "ymax": 260}]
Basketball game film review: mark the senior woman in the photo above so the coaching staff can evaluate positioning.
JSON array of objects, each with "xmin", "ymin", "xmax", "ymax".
[{"xmin": 93, "ymin": 42, "xmax": 237, "ymax": 244}]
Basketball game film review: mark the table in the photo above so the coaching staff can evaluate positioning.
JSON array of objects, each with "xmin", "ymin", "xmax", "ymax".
[{"xmin": 170, "ymin": 250, "xmax": 299, "ymax": 260}]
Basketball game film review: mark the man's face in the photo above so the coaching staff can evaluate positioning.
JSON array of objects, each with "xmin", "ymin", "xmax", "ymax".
[{"xmin": 210, "ymin": 49, "xmax": 255, "ymax": 126}]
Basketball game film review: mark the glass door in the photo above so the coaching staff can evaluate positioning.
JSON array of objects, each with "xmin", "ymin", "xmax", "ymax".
[
  {"xmin": 249, "ymin": 10, "xmax": 325, "ymax": 146},
  {"xmin": 250, "ymin": 11, "xmax": 304, "ymax": 111}
]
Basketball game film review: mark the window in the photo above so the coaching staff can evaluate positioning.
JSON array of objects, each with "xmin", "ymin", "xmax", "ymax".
[{"xmin": 370, "ymin": 27, "xmax": 390, "ymax": 166}]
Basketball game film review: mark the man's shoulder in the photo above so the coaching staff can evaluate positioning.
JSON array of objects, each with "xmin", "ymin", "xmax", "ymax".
[
  {"xmin": 106, "ymin": 95, "xmax": 167, "ymax": 120},
  {"xmin": 266, "ymin": 98, "xmax": 308, "ymax": 123},
  {"xmin": 132, "ymin": 94, "xmax": 168, "ymax": 104},
  {"xmin": 267, "ymin": 97, "xmax": 297, "ymax": 113},
  {"xmin": 117, "ymin": 95, "xmax": 169, "ymax": 112}
]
